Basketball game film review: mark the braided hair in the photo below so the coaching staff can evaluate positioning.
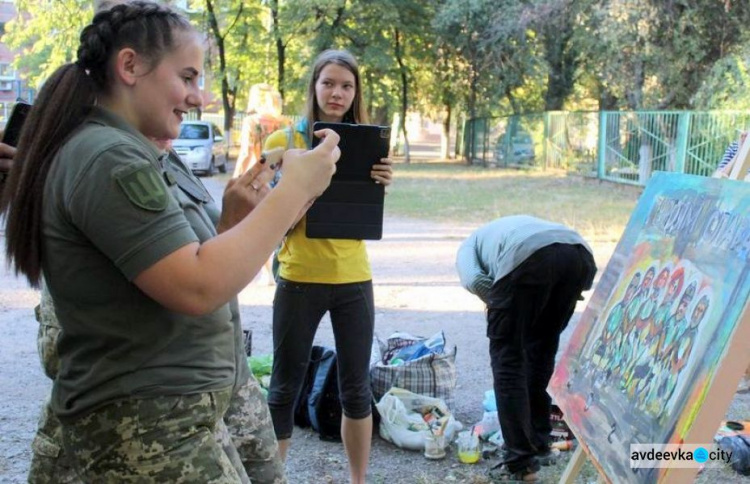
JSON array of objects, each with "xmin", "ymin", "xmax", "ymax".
[
  {"xmin": 78, "ymin": 1, "xmax": 192, "ymax": 87},
  {"xmin": 1, "ymin": 0, "xmax": 194, "ymax": 286}
]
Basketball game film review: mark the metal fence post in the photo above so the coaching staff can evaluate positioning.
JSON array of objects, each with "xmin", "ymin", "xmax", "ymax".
[
  {"xmin": 674, "ymin": 112, "xmax": 691, "ymax": 174},
  {"xmin": 597, "ymin": 111, "xmax": 607, "ymax": 179},
  {"xmin": 482, "ymin": 118, "xmax": 490, "ymax": 167},
  {"xmin": 543, "ymin": 112, "xmax": 550, "ymax": 170},
  {"xmin": 456, "ymin": 117, "xmax": 464, "ymax": 160},
  {"xmin": 503, "ymin": 117, "xmax": 513, "ymax": 168}
]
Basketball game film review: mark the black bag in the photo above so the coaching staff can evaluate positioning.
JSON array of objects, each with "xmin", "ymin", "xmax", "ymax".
[
  {"xmin": 293, "ymin": 345, "xmax": 342, "ymax": 441},
  {"xmin": 718, "ymin": 435, "xmax": 750, "ymax": 475}
]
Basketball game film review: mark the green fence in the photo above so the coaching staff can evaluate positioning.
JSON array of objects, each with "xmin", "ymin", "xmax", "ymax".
[{"xmin": 465, "ymin": 110, "xmax": 750, "ymax": 185}]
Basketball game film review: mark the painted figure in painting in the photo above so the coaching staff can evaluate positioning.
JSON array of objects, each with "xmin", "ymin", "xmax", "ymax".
[
  {"xmin": 623, "ymin": 266, "xmax": 670, "ymax": 396},
  {"xmin": 592, "ymin": 272, "xmax": 641, "ymax": 374},
  {"xmin": 645, "ymin": 281, "xmax": 696, "ymax": 417}
]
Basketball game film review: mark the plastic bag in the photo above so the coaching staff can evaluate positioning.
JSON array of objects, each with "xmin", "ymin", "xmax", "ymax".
[
  {"xmin": 376, "ymin": 387, "xmax": 463, "ymax": 451},
  {"xmin": 248, "ymin": 354, "xmax": 273, "ymax": 377},
  {"xmin": 475, "ymin": 411, "xmax": 501, "ymax": 440},
  {"xmin": 483, "ymin": 390, "xmax": 497, "ymax": 412},
  {"xmin": 718, "ymin": 435, "xmax": 750, "ymax": 475},
  {"xmin": 371, "ymin": 332, "xmax": 457, "ymax": 408},
  {"xmin": 391, "ymin": 331, "xmax": 446, "ymax": 363}
]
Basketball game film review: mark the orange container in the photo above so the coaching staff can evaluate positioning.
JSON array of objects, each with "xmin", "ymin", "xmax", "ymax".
[{"xmin": 551, "ymin": 440, "xmax": 575, "ymax": 451}]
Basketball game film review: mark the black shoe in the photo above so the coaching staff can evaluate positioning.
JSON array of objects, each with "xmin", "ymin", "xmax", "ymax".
[
  {"xmin": 498, "ymin": 443, "xmax": 555, "ymax": 465},
  {"xmin": 537, "ymin": 449, "xmax": 557, "ymax": 466},
  {"xmin": 488, "ymin": 462, "xmax": 539, "ymax": 482}
]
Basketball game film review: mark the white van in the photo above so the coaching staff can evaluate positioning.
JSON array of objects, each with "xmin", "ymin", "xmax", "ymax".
[{"xmin": 173, "ymin": 121, "xmax": 228, "ymax": 176}]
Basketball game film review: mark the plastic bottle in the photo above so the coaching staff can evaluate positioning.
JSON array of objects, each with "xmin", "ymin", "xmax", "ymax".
[
  {"xmin": 550, "ymin": 440, "xmax": 576, "ymax": 451},
  {"xmin": 483, "ymin": 390, "xmax": 497, "ymax": 412},
  {"xmin": 479, "ymin": 411, "xmax": 500, "ymax": 440}
]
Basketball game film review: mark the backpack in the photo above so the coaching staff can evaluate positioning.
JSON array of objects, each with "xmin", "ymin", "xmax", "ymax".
[{"xmin": 293, "ymin": 345, "xmax": 342, "ymax": 441}]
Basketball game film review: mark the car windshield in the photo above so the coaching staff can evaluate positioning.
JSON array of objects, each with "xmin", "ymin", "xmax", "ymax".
[{"xmin": 179, "ymin": 124, "xmax": 210, "ymax": 140}]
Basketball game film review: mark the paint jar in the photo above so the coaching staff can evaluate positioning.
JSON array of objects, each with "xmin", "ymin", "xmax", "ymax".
[
  {"xmin": 551, "ymin": 440, "xmax": 576, "ymax": 451},
  {"xmin": 457, "ymin": 430, "xmax": 481, "ymax": 464},
  {"xmin": 424, "ymin": 434, "xmax": 446, "ymax": 460}
]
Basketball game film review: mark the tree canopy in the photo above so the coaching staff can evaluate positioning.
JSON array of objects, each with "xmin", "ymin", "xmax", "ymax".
[{"xmin": 4, "ymin": 0, "xmax": 750, "ymax": 136}]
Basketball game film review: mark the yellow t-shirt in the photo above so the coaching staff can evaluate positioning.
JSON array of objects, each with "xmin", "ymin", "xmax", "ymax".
[{"xmin": 264, "ymin": 127, "xmax": 372, "ymax": 284}]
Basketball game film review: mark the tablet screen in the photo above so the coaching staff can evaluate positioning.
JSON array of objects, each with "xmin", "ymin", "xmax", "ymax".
[
  {"xmin": 312, "ymin": 122, "xmax": 391, "ymax": 181},
  {"xmin": 306, "ymin": 122, "xmax": 390, "ymax": 240}
]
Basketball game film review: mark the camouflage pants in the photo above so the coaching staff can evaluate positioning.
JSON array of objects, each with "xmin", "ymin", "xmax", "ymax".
[
  {"xmin": 29, "ymin": 398, "xmax": 79, "ymax": 484},
  {"xmin": 29, "ymin": 286, "xmax": 286, "ymax": 483},
  {"xmin": 62, "ymin": 388, "xmax": 243, "ymax": 483},
  {"xmin": 220, "ymin": 376, "xmax": 286, "ymax": 484},
  {"xmin": 29, "ymin": 295, "xmax": 78, "ymax": 484}
]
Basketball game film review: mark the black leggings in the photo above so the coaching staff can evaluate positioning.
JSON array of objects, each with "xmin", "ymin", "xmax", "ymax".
[{"xmin": 267, "ymin": 278, "xmax": 375, "ymax": 440}]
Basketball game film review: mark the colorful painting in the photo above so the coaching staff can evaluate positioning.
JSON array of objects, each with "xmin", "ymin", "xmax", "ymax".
[{"xmin": 550, "ymin": 172, "xmax": 750, "ymax": 483}]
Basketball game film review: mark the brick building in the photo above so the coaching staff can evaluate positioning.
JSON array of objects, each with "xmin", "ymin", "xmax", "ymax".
[{"xmin": 0, "ymin": 0, "xmax": 31, "ymax": 123}]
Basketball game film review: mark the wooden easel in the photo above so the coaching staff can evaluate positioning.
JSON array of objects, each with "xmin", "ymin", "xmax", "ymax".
[
  {"xmin": 716, "ymin": 133, "xmax": 750, "ymax": 384},
  {"xmin": 558, "ymin": 133, "xmax": 750, "ymax": 484},
  {"xmin": 559, "ymin": 443, "xmax": 605, "ymax": 484}
]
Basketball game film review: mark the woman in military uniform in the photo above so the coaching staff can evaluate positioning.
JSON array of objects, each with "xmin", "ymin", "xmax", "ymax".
[
  {"xmin": 28, "ymin": 142, "xmax": 288, "ymax": 484},
  {"xmin": 1, "ymin": 2, "xmax": 338, "ymax": 482}
]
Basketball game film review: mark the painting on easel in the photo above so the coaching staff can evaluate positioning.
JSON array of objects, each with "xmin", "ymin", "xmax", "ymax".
[{"xmin": 550, "ymin": 171, "xmax": 750, "ymax": 483}]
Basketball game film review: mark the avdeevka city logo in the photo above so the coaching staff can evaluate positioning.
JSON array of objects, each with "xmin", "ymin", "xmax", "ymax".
[
  {"xmin": 630, "ymin": 443, "xmax": 732, "ymax": 468},
  {"xmin": 693, "ymin": 447, "xmax": 708, "ymax": 464}
]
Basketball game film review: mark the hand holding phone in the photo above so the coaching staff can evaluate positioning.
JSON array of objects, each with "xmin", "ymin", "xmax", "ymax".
[
  {"xmin": 0, "ymin": 142, "xmax": 14, "ymax": 185},
  {"xmin": 2, "ymin": 101, "xmax": 31, "ymax": 148}
]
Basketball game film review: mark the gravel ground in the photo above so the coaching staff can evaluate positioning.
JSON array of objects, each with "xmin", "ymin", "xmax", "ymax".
[{"xmin": 1, "ymin": 174, "xmax": 749, "ymax": 483}]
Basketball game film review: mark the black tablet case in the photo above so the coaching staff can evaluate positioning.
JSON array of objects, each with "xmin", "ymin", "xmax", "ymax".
[{"xmin": 307, "ymin": 122, "xmax": 390, "ymax": 240}]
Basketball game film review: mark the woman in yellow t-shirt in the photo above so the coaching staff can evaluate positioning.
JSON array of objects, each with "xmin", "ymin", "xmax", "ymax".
[{"xmin": 264, "ymin": 49, "xmax": 392, "ymax": 484}]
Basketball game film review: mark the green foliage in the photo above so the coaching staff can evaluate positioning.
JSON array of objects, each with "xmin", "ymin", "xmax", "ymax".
[
  {"xmin": 433, "ymin": 0, "xmax": 501, "ymax": 117},
  {"xmin": 7, "ymin": 0, "xmax": 750, "ymax": 129},
  {"xmin": 4, "ymin": 0, "xmax": 93, "ymax": 88},
  {"xmin": 692, "ymin": 47, "xmax": 750, "ymax": 110},
  {"xmin": 199, "ymin": 0, "xmax": 268, "ymax": 130},
  {"xmin": 577, "ymin": 0, "xmax": 750, "ymax": 110}
]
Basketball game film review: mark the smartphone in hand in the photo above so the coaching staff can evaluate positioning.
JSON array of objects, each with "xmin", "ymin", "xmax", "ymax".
[{"xmin": 2, "ymin": 101, "xmax": 31, "ymax": 147}]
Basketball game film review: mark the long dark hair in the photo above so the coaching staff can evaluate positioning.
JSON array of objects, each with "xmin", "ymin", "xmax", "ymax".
[
  {"xmin": 304, "ymin": 49, "xmax": 368, "ymax": 140},
  {"xmin": 0, "ymin": 1, "xmax": 193, "ymax": 287}
]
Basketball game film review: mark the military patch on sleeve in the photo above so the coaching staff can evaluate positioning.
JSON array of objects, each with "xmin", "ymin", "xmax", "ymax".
[{"xmin": 114, "ymin": 164, "xmax": 169, "ymax": 211}]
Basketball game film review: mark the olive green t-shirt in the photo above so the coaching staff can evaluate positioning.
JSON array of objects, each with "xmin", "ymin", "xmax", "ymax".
[
  {"xmin": 44, "ymin": 107, "xmax": 239, "ymax": 421},
  {"xmin": 161, "ymin": 148, "xmax": 251, "ymax": 391}
]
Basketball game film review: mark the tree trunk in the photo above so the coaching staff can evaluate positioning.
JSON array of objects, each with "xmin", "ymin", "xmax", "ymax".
[
  {"xmin": 372, "ymin": 105, "xmax": 389, "ymax": 127},
  {"xmin": 205, "ymin": 0, "xmax": 243, "ymax": 148},
  {"xmin": 466, "ymin": 66, "xmax": 478, "ymax": 164},
  {"xmin": 542, "ymin": 20, "xmax": 578, "ymax": 111},
  {"xmin": 270, "ymin": 0, "xmax": 285, "ymax": 101},
  {"xmin": 366, "ymin": 71, "xmax": 374, "ymax": 119},
  {"xmin": 441, "ymin": 103, "xmax": 451, "ymax": 159},
  {"xmin": 599, "ymin": 86, "xmax": 618, "ymax": 111},
  {"xmin": 506, "ymin": 86, "xmax": 519, "ymax": 115},
  {"xmin": 394, "ymin": 28, "xmax": 410, "ymax": 163},
  {"xmin": 454, "ymin": 112, "xmax": 462, "ymax": 159},
  {"xmin": 626, "ymin": 59, "xmax": 645, "ymax": 110}
]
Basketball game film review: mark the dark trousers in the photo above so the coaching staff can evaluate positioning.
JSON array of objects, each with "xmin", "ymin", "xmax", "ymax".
[
  {"xmin": 487, "ymin": 243, "xmax": 596, "ymax": 472},
  {"xmin": 268, "ymin": 278, "xmax": 375, "ymax": 440}
]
